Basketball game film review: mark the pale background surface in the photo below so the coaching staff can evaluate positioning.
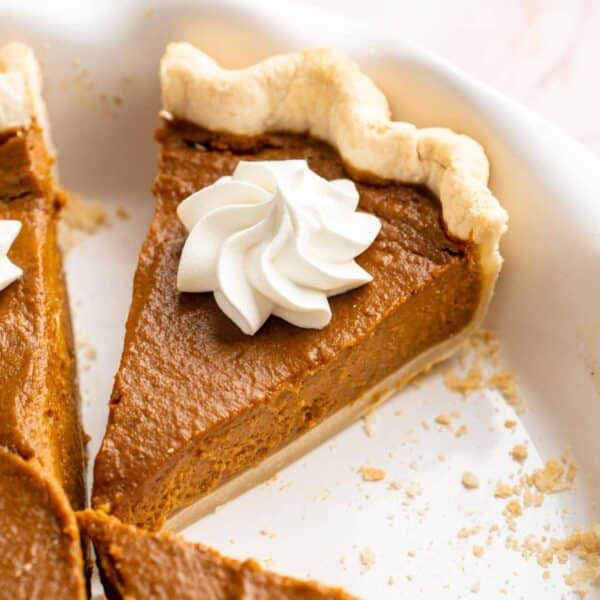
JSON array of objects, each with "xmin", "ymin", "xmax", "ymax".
[{"xmin": 306, "ymin": 0, "xmax": 600, "ymax": 155}]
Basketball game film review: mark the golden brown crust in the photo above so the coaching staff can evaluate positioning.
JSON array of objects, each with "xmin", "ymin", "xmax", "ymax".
[
  {"xmin": 0, "ymin": 447, "xmax": 85, "ymax": 600},
  {"xmin": 79, "ymin": 509, "xmax": 355, "ymax": 600}
]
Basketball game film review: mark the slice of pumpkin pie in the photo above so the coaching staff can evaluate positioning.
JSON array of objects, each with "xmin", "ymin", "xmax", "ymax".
[
  {"xmin": 93, "ymin": 44, "xmax": 507, "ymax": 530},
  {"xmin": 78, "ymin": 509, "xmax": 354, "ymax": 600},
  {"xmin": 0, "ymin": 42, "xmax": 85, "ymax": 510}
]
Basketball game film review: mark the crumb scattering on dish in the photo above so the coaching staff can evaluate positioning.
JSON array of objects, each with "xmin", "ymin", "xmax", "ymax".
[{"xmin": 528, "ymin": 459, "xmax": 574, "ymax": 494}]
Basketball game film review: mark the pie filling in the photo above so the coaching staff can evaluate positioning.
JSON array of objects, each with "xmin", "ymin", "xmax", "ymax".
[
  {"xmin": 0, "ymin": 448, "xmax": 85, "ymax": 600},
  {"xmin": 92, "ymin": 120, "xmax": 482, "ymax": 530},
  {"xmin": 0, "ymin": 125, "xmax": 85, "ymax": 510},
  {"xmin": 79, "ymin": 509, "xmax": 354, "ymax": 599}
]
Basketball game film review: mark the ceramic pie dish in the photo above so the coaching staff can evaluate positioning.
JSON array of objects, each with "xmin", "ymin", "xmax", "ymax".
[{"xmin": 1, "ymin": 1, "xmax": 599, "ymax": 598}]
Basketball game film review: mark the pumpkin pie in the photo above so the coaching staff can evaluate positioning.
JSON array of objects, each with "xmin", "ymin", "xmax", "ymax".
[
  {"xmin": 0, "ymin": 43, "xmax": 85, "ymax": 510},
  {"xmin": 93, "ymin": 44, "xmax": 507, "ymax": 530},
  {"xmin": 0, "ymin": 446, "xmax": 85, "ymax": 599},
  {"xmin": 78, "ymin": 509, "xmax": 354, "ymax": 599}
]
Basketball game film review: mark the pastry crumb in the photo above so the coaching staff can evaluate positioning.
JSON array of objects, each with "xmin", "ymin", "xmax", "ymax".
[
  {"xmin": 359, "ymin": 466, "xmax": 386, "ymax": 482},
  {"xmin": 528, "ymin": 459, "xmax": 572, "ymax": 493},
  {"xmin": 510, "ymin": 444, "xmax": 528, "ymax": 463},
  {"xmin": 470, "ymin": 581, "xmax": 481, "ymax": 593},
  {"xmin": 444, "ymin": 366, "xmax": 484, "ymax": 396},
  {"xmin": 504, "ymin": 499, "xmax": 523, "ymax": 518},
  {"xmin": 435, "ymin": 414, "xmax": 452, "ymax": 427},
  {"xmin": 455, "ymin": 424, "xmax": 469, "ymax": 438},
  {"xmin": 387, "ymin": 479, "xmax": 402, "ymax": 490},
  {"xmin": 58, "ymin": 192, "xmax": 109, "ymax": 253},
  {"xmin": 473, "ymin": 545, "xmax": 485, "ymax": 558},
  {"xmin": 504, "ymin": 419, "xmax": 517, "ymax": 429},
  {"xmin": 487, "ymin": 370, "xmax": 522, "ymax": 408},
  {"xmin": 462, "ymin": 471, "xmax": 480, "ymax": 490},
  {"xmin": 359, "ymin": 546, "xmax": 375, "ymax": 569},
  {"xmin": 494, "ymin": 482, "xmax": 514, "ymax": 499},
  {"xmin": 458, "ymin": 526, "xmax": 481, "ymax": 539},
  {"xmin": 404, "ymin": 481, "xmax": 422, "ymax": 499}
]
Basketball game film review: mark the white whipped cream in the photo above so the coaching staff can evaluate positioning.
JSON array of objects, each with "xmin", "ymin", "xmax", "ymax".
[
  {"xmin": 0, "ymin": 220, "xmax": 22, "ymax": 292},
  {"xmin": 177, "ymin": 160, "xmax": 381, "ymax": 335}
]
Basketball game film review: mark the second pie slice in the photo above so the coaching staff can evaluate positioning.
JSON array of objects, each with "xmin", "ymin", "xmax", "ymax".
[{"xmin": 93, "ymin": 44, "xmax": 507, "ymax": 530}]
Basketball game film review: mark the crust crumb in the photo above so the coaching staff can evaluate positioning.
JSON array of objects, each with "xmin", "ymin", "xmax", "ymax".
[
  {"xmin": 434, "ymin": 414, "xmax": 452, "ymax": 427},
  {"xmin": 458, "ymin": 526, "xmax": 481, "ymax": 539},
  {"xmin": 444, "ymin": 366, "xmax": 484, "ymax": 396},
  {"xmin": 487, "ymin": 370, "xmax": 522, "ymax": 408},
  {"xmin": 359, "ymin": 466, "xmax": 386, "ymax": 482},
  {"xmin": 462, "ymin": 471, "xmax": 480, "ymax": 490},
  {"xmin": 455, "ymin": 424, "xmax": 469, "ymax": 438},
  {"xmin": 528, "ymin": 459, "xmax": 573, "ymax": 494},
  {"xmin": 58, "ymin": 192, "xmax": 109, "ymax": 253},
  {"xmin": 504, "ymin": 419, "xmax": 517, "ymax": 429},
  {"xmin": 359, "ymin": 546, "xmax": 375, "ymax": 569},
  {"xmin": 494, "ymin": 482, "xmax": 515, "ymax": 499},
  {"xmin": 510, "ymin": 444, "xmax": 528, "ymax": 463}
]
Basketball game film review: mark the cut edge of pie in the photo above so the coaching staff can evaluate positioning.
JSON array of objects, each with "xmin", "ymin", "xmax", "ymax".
[{"xmin": 159, "ymin": 45, "xmax": 507, "ymax": 530}]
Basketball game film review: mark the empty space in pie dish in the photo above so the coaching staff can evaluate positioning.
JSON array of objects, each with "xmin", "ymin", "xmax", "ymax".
[{"xmin": 5, "ymin": 1, "xmax": 599, "ymax": 599}]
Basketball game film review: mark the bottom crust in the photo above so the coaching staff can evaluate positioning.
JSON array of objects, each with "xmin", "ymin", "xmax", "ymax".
[{"xmin": 165, "ymin": 318, "xmax": 480, "ymax": 532}]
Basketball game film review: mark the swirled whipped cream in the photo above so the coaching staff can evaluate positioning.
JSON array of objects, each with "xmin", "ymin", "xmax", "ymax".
[
  {"xmin": 0, "ymin": 220, "xmax": 22, "ymax": 292},
  {"xmin": 177, "ymin": 160, "xmax": 381, "ymax": 335}
]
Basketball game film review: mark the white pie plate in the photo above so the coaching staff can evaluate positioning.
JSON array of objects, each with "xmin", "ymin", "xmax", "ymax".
[{"xmin": 2, "ymin": 1, "xmax": 599, "ymax": 598}]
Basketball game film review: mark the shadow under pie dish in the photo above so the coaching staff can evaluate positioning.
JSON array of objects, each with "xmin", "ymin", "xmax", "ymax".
[{"xmin": 92, "ymin": 43, "xmax": 508, "ymax": 531}]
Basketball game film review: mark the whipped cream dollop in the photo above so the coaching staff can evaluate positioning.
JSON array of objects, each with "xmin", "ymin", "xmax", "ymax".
[
  {"xmin": 0, "ymin": 220, "xmax": 22, "ymax": 292},
  {"xmin": 177, "ymin": 160, "xmax": 381, "ymax": 335}
]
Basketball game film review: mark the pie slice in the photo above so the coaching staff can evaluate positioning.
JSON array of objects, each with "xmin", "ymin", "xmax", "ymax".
[
  {"xmin": 0, "ymin": 447, "xmax": 85, "ymax": 599},
  {"xmin": 0, "ymin": 43, "xmax": 85, "ymax": 509},
  {"xmin": 93, "ymin": 44, "xmax": 507, "ymax": 530},
  {"xmin": 78, "ymin": 509, "xmax": 354, "ymax": 600}
]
